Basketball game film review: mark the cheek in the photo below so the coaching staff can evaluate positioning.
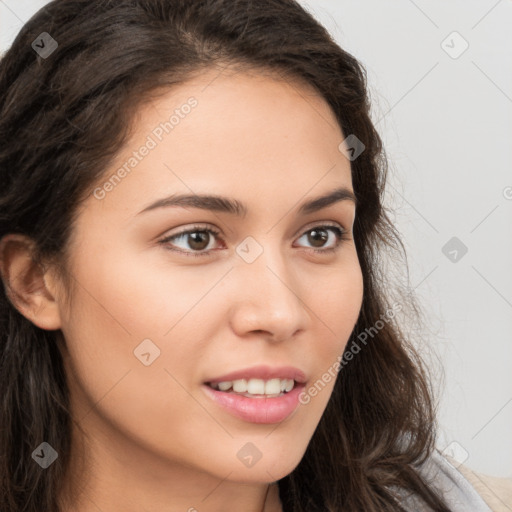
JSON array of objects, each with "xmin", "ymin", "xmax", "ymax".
[
  {"xmin": 62, "ymin": 240, "xmax": 222, "ymax": 353},
  {"xmin": 91, "ymin": 248, "xmax": 227, "ymax": 339},
  {"xmin": 306, "ymin": 254, "xmax": 363, "ymax": 344},
  {"xmin": 57, "ymin": 251, "xmax": 228, "ymax": 469},
  {"xmin": 58, "ymin": 243, "xmax": 245, "ymax": 426},
  {"xmin": 299, "ymin": 256, "xmax": 363, "ymax": 404},
  {"xmin": 57, "ymin": 246, "xmax": 207, "ymax": 416}
]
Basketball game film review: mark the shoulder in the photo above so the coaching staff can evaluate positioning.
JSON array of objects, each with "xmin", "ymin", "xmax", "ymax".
[
  {"xmin": 442, "ymin": 453, "xmax": 512, "ymax": 512},
  {"xmin": 393, "ymin": 448, "xmax": 512, "ymax": 511},
  {"xmin": 406, "ymin": 448, "xmax": 512, "ymax": 512}
]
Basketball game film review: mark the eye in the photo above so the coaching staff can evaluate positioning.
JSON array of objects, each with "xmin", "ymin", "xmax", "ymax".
[
  {"xmin": 294, "ymin": 224, "xmax": 349, "ymax": 254},
  {"xmin": 158, "ymin": 224, "xmax": 222, "ymax": 258},
  {"xmin": 158, "ymin": 223, "xmax": 350, "ymax": 258}
]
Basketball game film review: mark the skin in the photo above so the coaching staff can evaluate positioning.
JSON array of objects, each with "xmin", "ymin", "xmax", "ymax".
[{"xmin": 0, "ymin": 66, "xmax": 363, "ymax": 512}]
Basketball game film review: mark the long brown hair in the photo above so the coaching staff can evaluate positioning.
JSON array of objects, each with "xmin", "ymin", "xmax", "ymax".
[{"xmin": 0, "ymin": 1, "xmax": 451, "ymax": 510}]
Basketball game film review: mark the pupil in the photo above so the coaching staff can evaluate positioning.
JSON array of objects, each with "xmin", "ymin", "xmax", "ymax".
[
  {"xmin": 309, "ymin": 229, "xmax": 328, "ymax": 247},
  {"xmin": 189, "ymin": 232, "xmax": 209, "ymax": 250}
]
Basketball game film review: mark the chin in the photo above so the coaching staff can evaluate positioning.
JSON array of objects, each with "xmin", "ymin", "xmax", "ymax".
[{"xmin": 211, "ymin": 443, "xmax": 307, "ymax": 484}]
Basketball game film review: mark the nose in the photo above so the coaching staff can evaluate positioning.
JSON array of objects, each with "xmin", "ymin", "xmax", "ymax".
[{"xmin": 227, "ymin": 243, "xmax": 310, "ymax": 343}]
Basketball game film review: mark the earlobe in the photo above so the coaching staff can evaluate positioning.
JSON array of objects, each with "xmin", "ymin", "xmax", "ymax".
[{"xmin": 0, "ymin": 234, "xmax": 62, "ymax": 331}]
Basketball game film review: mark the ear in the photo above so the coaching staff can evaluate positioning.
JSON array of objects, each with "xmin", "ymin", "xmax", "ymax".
[{"xmin": 0, "ymin": 234, "xmax": 63, "ymax": 330}]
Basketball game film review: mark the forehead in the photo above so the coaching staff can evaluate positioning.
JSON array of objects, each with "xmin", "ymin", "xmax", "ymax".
[
  {"xmin": 85, "ymin": 67, "xmax": 353, "ymax": 223},
  {"xmin": 128, "ymin": 64, "xmax": 343, "ymax": 149}
]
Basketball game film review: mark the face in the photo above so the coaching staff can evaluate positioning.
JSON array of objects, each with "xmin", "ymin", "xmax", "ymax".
[{"xmin": 55, "ymin": 66, "xmax": 364, "ymax": 485}]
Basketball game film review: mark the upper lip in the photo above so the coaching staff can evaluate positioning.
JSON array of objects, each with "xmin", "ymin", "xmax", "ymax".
[{"xmin": 204, "ymin": 365, "xmax": 307, "ymax": 385}]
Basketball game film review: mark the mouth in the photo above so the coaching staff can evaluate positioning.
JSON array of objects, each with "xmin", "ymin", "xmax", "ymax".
[
  {"xmin": 205, "ymin": 377, "xmax": 298, "ymax": 398},
  {"xmin": 201, "ymin": 378, "xmax": 306, "ymax": 424},
  {"xmin": 201, "ymin": 365, "xmax": 307, "ymax": 423}
]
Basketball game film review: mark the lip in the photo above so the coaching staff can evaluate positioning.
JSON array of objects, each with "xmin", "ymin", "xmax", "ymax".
[
  {"xmin": 201, "ymin": 381, "xmax": 306, "ymax": 424},
  {"xmin": 204, "ymin": 365, "xmax": 307, "ymax": 386}
]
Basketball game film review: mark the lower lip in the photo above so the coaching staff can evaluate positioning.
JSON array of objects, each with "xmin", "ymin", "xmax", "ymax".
[{"xmin": 201, "ymin": 383, "xmax": 305, "ymax": 424}]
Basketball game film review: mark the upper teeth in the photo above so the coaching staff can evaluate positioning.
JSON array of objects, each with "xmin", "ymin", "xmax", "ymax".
[{"xmin": 209, "ymin": 378, "xmax": 295, "ymax": 395}]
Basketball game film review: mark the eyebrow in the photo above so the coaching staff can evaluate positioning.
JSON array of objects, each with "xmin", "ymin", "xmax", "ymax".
[{"xmin": 136, "ymin": 186, "xmax": 357, "ymax": 217}]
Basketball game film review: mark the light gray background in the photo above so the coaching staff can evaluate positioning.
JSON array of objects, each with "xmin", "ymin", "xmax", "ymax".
[{"xmin": 1, "ymin": 0, "xmax": 511, "ymax": 477}]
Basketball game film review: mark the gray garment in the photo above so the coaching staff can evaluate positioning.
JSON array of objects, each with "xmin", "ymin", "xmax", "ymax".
[{"xmin": 397, "ymin": 449, "xmax": 493, "ymax": 511}]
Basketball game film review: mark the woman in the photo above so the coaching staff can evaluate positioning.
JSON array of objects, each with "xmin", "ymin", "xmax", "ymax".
[{"xmin": 0, "ymin": 1, "xmax": 509, "ymax": 511}]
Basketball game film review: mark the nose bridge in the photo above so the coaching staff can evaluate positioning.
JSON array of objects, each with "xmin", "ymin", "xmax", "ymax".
[{"xmin": 239, "ymin": 234, "xmax": 295, "ymax": 297}]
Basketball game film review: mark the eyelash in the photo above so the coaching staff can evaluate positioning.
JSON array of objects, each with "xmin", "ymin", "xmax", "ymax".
[{"xmin": 158, "ymin": 223, "xmax": 350, "ymax": 258}]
